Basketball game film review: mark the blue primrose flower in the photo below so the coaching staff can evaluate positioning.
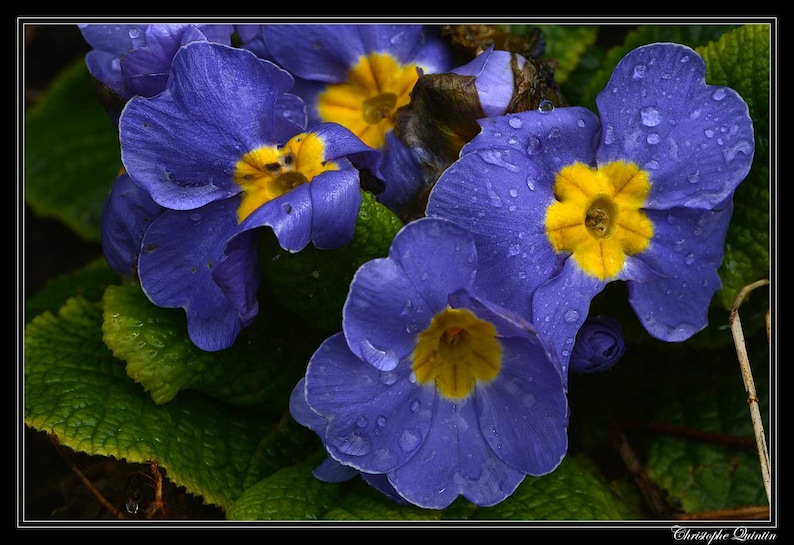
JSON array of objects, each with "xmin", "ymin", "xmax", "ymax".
[
  {"xmin": 246, "ymin": 24, "xmax": 455, "ymax": 212},
  {"xmin": 289, "ymin": 378, "xmax": 409, "ymax": 505},
  {"xmin": 78, "ymin": 23, "xmax": 235, "ymax": 123},
  {"xmin": 112, "ymin": 41, "xmax": 384, "ymax": 351},
  {"xmin": 568, "ymin": 315, "xmax": 625, "ymax": 374},
  {"xmin": 426, "ymin": 42, "xmax": 754, "ymax": 374},
  {"xmin": 295, "ymin": 217, "xmax": 568, "ymax": 509}
]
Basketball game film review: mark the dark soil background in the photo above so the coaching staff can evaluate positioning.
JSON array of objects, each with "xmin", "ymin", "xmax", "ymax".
[{"xmin": 21, "ymin": 22, "xmax": 639, "ymax": 523}]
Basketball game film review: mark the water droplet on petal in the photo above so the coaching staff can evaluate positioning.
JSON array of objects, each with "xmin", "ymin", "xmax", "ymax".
[
  {"xmin": 410, "ymin": 399, "xmax": 421, "ymax": 412},
  {"xmin": 334, "ymin": 433, "xmax": 371, "ymax": 456},
  {"xmin": 712, "ymin": 88, "xmax": 727, "ymax": 101},
  {"xmin": 646, "ymin": 132, "xmax": 660, "ymax": 144},
  {"xmin": 376, "ymin": 415, "xmax": 387, "ymax": 427},
  {"xmin": 640, "ymin": 106, "xmax": 661, "ymax": 127},
  {"xmin": 603, "ymin": 123, "xmax": 615, "ymax": 145},
  {"xmin": 357, "ymin": 415, "xmax": 368, "ymax": 427},
  {"xmin": 526, "ymin": 135, "xmax": 543, "ymax": 155},
  {"xmin": 687, "ymin": 170, "xmax": 700, "ymax": 184},
  {"xmin": 632, "ymin": 64, "xmax": 648, "ymax": 79},
  {"xmin": 508, "ymin": 188, "xmax": 518, "ymax": 198},
  {"xmin": 538, "ymin": 99, "xmax": 554, "ymax": 112},
  {"xmin": 577, "ymin": 119, "xmax": 586, "ymax": 128},
  {"xmin": 563, "ymin": 309, "xmax": 580, "ymax": 324},
  {"xmin": 398, "ymin": 428, "xmax": 422, "ymax": 453},
  {"xmin": 526, "ymin": 177, "xmax": 536, "ymax": 191},
  {"xmin": 723, "ymin": 139, "xmax": 753, "ymax": 164},
  {"xmin": 704, "ymin": 128, "xmax": 715, "ymax": 138},
  {"xmin": 508, "ymin": 116, "xmax": 523, "ymax": 128},
  {"xmin": 190, "ymin": 213, "xmax": 202, "ymax": 221},
  {"xmin": 684, "ymin": 253, "xmax": 695, "ymax": 265},
  {"xmin": 128, "ymin": 27, "xmax": 140, "ymax": 39}
]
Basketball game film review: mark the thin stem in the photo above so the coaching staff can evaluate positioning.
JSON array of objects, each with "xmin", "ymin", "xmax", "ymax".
[{"xmin": 729, "ymin": 278, "xmax": 770, "ymax": 505}]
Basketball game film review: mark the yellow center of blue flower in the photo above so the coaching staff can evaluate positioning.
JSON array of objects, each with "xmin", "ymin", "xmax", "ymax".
[
  {"xmin": 545, "ymin": 160, "xmax": 653, "ymax": 280},
  {"xmin": 233, "ymin": 132, "xmax": 338, "ymax": 222},
  {"xmin": 317, "ymin": 53, "xmax": 420, "ymax": 150},
  {"xmin": 411, "ymin": 308, "xmax": 501, "ymax": 400}
]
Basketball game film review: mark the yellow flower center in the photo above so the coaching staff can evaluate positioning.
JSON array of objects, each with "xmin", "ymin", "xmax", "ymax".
[
  {"xmin": 412, "ymin": 308, "xmax": 501, "ymax": 400},
  {"xmin": 317, "ymin": 53, "xmax": 420, "ymax": 150},
  {"xmin": 545, "ymin": 161, "xmax": 654, "ymax": 280},
  {"xmin": 233, "ymin": 132, "xmax": 338, "ymax": 222}
]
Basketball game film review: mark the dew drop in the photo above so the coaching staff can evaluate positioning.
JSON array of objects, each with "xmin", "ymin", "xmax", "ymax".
[
  {"xmin": 603, "ymin": 123, "xmax": 615, "ymax": 145},
  {"xmin": 189, "ymin": 213, "xmax": 202, "ymax": 222},
  {"xmin": 563, "ymin": 309, "xmax": 580, "ymax": 324},
  {"xmin": 723, "ymin": 139, "xmax": 753, "ymax": 164},
  {"xmin": 380, "ymin": 371, "xmax": 398, "ymax": 386},
  {"xmin": 526, "ymin": 177, "xmax": 536, "ymax": 191},
  {"xmin": 632, "ymin": 64, "xmax": 648, "ymax": 79},
  {"xmin": 538, "ymin": 99, "xmax": 554, "ymax": 112},
  {"xmin": 508, "ymin": 116, "xmax": 523, "ymax": 128},
  {"xmin": 410, "ymin": 399, "xmax": 421, "ymax": 412},
  {"xmin": 334, "ymin": 433, "xmax": 371, "ymax": 456},
  {"xmin": 640, "ymin": 106, "xmax": 661, "ymax": 127},
  {"xmin": 646, "ymin": 132, "xmax": 660, "ymax": 145},
  {"xmin": 398, "ymin": 428, "xmax": 422, "ymax": 453},
  {"xmin": 684, "ymin": 253, "xmax": 695, "ymax": 265},
  {"xmin": 548, "ymin": 127, "xmax": 561, "ymax": 139},
  {"xmin": 128, "ymin": 27, "xmax": 140, "ymax": 39},
  {"xmin": 508, "ymin": 188, "xmax": 518, "ymax": 198},
  {"xmin": 357, "ymin": 415, "xmax": 368, "ymax": 427},
  {"xmin": 712, "ymin": 88, "xmax": 727, "ymax": 101},
  {"xmin": 526, "ymin": 136, "xmax": 543, "ymax": 155},
  {"xmin": 577, "ymin": 118, "xmax": 586, "ymax": 128},
  {"xmin": 704, "ymin": 128, "xmax": 715, "ymax": 138},
  {"xmin": 376, "ymin": 415, "xmax": 387, "ymax": 427},
  {"xmin": 687, "ymin": 170, "xmax": 700, "ymax": 184}
]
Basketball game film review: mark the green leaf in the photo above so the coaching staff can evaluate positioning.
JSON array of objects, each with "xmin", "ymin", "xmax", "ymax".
[
  {"xmin": 228, "ymin": 451, "xmax": 638, "ymax": 520},
  {"xmin": 448, "ymin": 455, "xmax": 641, "ymax": 520},
  {"xmin": 643, "ymin": 335, "xmax": 769, "ymax": 513},
  {"xmin": 259, "ymin": 190, "xmax": 403, "ymax": 334},
  {"xmin": 695, "ymin": 24, "xmax": 771, "ymax": 310},
  {"xmin": 25, "ymin": 256, "xmax": 120, "ymax": 323},
  {"xmin": 566, "ymin": 321, "xmax": 769, "ymax": 515},
  {"xmin": 24, "ymin": 296, "xmax": 314, "ymax": 511},
  {"xmin": 25, "ymin": 57, "xmax": 121, "ymax": 242},
  {"xmin": 226, "ymin": 454, "xmax": 345, "ymax": 520},
  {"xmin": 101, "ymin": 283, "xmax": 319, "ymax": 410}
]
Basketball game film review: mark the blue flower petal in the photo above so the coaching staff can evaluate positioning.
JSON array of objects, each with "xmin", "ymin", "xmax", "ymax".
[
  {"xmin": 388, "ymin": 400, "xmax": 526, "ymax": 509},
  {"xmin": 427, "ymin": 149, "xmax": 561, "ymax": 317},
  {"xmin": 377, "ymin": 132, "xmax": 428, "ymax": 213},
  {"xmin": 476, "ymin": 336, "xmax": 568, "ymax": 476},
  {"xmin": 308, "ymin": 168, "xmax": 362, "ymax": 250},
  {"xmin": 452, "ymin": 46, "xmax": 524, "ymax": 117},
  {"xmin": 627, "ymin": 200, "xmax": 734, "ymax": 341},
  {"xmin": 596, "ymin": 42, "xmax": 754, "ymax": 210},
  {"xmin": 239, "ymin": 183, "xmax": 313, "ymax": 253},
  {"xmin": 532, "ymin": 259, "xmax": 607, "ymax": 376},
  {"xmin": 305, "ymin": 333, "xmax": 435, "ymax": 474},
  {"xmin": 138, "ymin": 198, "xmax": 256, "ymax": 351},
  {"xmin": 120, "ymin": 41, "xmax": 299, "ymax": 210},
  {"xmin": 264, "ymin": 25, "xmax": 447, "ymax": 81},
  {"xmin": 100, "ymin": 171, "xmax": 165, "ymax": 279},
  {"xmin": 344, "ymin": 258, "xmax": 419, "ymax": 371}
]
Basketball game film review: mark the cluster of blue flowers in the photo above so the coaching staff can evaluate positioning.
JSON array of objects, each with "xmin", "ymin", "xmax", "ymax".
[{"xmin": 81, "ymin": 24, "xmax": 754, "ymax": 509}]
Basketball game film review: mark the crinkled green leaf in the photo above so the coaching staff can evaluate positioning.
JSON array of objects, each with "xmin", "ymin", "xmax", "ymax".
[
  {"xmin": 259, "ymin": 190, "xmax": 403, "ymax": 334},
  {"xmin": 101, "ymin": 283, "xmax": 320, "ymax": 409},
  {"xmin": 25, "ymin": 57, "xmax": 120, "ymax": 242},
  {"xmin": 566, "ymin": 318, "xmax": 769, "ymax": 515},
  {"xmin": 25, "ymin": 256, "xmax": 120, "ymax": 323},
  {"xmin": 696, "ymin": 25, "xmax": 771, "ymax": 310},
  {"xmin": 24, "ymin": 296, "xmax": 315, "ymax": 510},
  {"xmin": 577, "ymin": 25, "xmax": 741, "ymax": 111},
  {"xmin": 226, "ymin": 453, "xmax": 344, "ymax": 520},
  {"xmin": 228, "ymin": 451, "xmax": 639, "ymax": 520},
  {"xmin": 643, "ymin": 332, "xmax": 769, "ymax": 513}
]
